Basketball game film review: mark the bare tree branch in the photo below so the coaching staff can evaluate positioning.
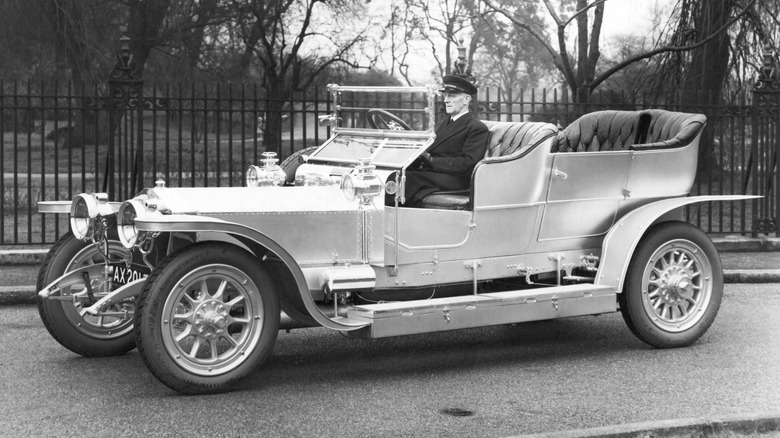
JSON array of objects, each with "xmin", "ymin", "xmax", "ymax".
[
  {"xmin": 484, "ymin": 0, "xmax": 577, "ymax": 91},
  {"xmin": 590, "ymin": 0, "xmax": 757, "ymax": 90},
  {"xmin": 563, "ymin": 0, "xmax": 608, "ymax": 28}
]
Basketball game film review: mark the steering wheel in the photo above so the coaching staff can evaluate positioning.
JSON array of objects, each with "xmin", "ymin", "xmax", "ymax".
[{"xmin": 367, "ymin": 109, "xmax": 412, "ymax": 131}]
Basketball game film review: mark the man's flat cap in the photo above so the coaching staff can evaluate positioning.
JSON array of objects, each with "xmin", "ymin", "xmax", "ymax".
[{"xmin": 439, "ymin": 74, "xmax": 477, "ymax": 95}]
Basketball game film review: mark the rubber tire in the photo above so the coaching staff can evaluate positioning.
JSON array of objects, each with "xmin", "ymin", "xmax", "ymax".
[
  {"xmin": 134, "ymin": 242, "xmax": 279, "ymax": 394},
  {"xmin": 36, "ymin": 232, "xmax": 136, "ymax": 357},
  {"xmin": 619, "ymin": 221, "xmax": 723, "ymax": 349},
  {"xmin": 280, "ymin": 146, "xmax": 319, "ymax": 184}
]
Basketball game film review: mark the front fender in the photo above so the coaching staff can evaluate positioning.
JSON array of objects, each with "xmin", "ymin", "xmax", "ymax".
[
  {"xmin": 84, "ymin": 278, "xmax": 145, "ymax": 315},
  {"xmin": 39, "ymin": 264, "xmax": 108, "ymax": 299},
  {"xmin": 134, "ymin": 214, "xmax": 369, "ymax": 331},
  {"xmin": 596, "ymin": 195, "xmax": 759, "ymax": 292}
]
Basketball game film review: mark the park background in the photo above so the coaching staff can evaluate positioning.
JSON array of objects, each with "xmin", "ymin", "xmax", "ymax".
[{"xmin": 0, "ymin": 0, "xmax": 778, "ymax": 245}]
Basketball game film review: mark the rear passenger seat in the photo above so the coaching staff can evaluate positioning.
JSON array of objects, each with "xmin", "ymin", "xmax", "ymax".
[
  {"xmin": 420, "ymin": 121, "xmax": 558, "ymax": 210},
  {"xmin": 554, "ymin": 109, "xmax": 707, "ymax": 153}
]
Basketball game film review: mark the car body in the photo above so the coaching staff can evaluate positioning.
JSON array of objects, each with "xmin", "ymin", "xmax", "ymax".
[{"xmin": 36, "ymin": 85, "xmax": 754, "ymax": 394}]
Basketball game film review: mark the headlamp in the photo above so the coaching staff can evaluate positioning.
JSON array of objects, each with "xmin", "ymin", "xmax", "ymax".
[
  {"xmin": 246, "ymin": 165, "xmax": 262, "ymax": 187},
  {"xmin": 339, "ymin": 159, "xmax": 384, "ymax": 206},
  {"xmin": 246, "ymin": 152, "xmax": 287, "ymax": 187},
  {"xmin": 117, "ymin": 200, "xmax": 149, "ymax": 249},
  {"xmin": 70, "ymin": 193, "xmax": 114, "ymax": 241}
]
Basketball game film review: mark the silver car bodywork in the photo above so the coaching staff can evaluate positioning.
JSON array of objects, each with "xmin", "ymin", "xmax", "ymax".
[{"xmin": 37, "ymin": 85, "xmax": 756, "ymax": 393}]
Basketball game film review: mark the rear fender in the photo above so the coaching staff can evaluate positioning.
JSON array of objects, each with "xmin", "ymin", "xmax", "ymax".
[
  {"xmin": 596, "ymin": 195, "xmax": 759, "ymax": 292},
  {"xmin": 134, "ymin": 214, "xmax": 369, "ymax": 331}
]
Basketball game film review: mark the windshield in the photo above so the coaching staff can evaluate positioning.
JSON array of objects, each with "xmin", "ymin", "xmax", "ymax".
[{"xmin": 308, "ymin": 133, "xmax": 433, "ymax": 169}]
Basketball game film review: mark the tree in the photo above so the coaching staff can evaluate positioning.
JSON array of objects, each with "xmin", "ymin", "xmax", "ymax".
[
  {"xmin": 648, "ymin": 0, "xmax": 776, "ymax": 177},
  {"xmin": 379, "ymin": 0, "xmax": 554, "ymax": 96},
  {"xmin": 380, "ymin": 2, "xmax": 426, "ymax": 84},
  {"xmin": 385, "ymin": 0, "xmax": 483, "ymax": 84},
  {"xmin": 36, "ymin": 0, "xmax": 120, "ymax": 84},
  {"xmin": 145, "ymin": 0, "xmax": 233, "ymax": 82},
  {"xmin": 230, "ymin": 0, "xmax": 376, "ymax": 155},
  {"xmin": 0, "ymin": 1, "xmax": 58, "ymax": 80},
  {"xmin": 483, "ymin": 0, "xmax": 758, "ymax": 102},
  {"xmin": 470, "ymin": 0, "xmax": 555, "ymax": 97}
]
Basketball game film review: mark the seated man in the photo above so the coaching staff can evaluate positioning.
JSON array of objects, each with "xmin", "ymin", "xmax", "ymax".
[{"xmin": 386, "ymin": 74, "xmax": 489, "ymax": 207}]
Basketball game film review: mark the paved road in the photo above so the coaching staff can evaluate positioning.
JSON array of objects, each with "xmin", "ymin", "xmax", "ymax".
[{"xmin": 1, "ymin": 284, "xmax": 779, "ymax": 438}]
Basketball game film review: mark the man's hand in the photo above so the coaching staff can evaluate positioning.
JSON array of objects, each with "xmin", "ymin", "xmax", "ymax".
[{"xmin": 418, "ymin": 151, "xmax": 434, "ymax": 168}]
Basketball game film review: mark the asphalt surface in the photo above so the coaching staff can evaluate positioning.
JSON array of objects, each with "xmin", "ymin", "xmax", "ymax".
[
  {"xmin": 2, "ymin": 284, "xmax": 780, "ymax": 438},
  {"xmin": 1, "ymin": 236, "xmax": 779, "ymax": 437}
]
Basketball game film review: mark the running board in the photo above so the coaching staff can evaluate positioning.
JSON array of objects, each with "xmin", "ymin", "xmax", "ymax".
[{"xmin": 346, "ymin": 284, "xmax": 617, "ymax": 339}]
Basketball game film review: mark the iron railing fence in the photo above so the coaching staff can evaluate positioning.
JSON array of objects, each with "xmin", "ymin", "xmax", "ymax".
[{"xmin": 1, "ymin": 81, "xmax": 777, "ymax": 246}]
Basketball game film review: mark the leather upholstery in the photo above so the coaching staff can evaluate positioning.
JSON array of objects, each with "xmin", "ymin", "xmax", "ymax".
[
  {"xmin": 419, "ymin": 110, "xmax": 705, "ymax": 210},
  {"xmin": 419, "ymin": 190, "xmax": 471, "ymax": 209},
  {"xmin": 484, "ymin": 121, "xmax": 557, "ymax": 158},
  {"xmin": 554, "ymin": 109, "xmax": 706, "ymax": 153},
  {"xmin": 420, "ymin": 121, "xmax": 557, "ymax": 210}
]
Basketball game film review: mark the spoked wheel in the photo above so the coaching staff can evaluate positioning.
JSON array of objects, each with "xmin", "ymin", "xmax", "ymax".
[
  {"xmin": 620, "ymin": 222, "xmax": 723, "ymax": 348},
  {"xmin": 36, "ymin": 232, "xmax": 136, "ymax": 357},
  {"xmin": 134, "ymin": 242, "xmax": 279, "ymax": 394},
  {"xmin": 367, "ymin": 109, "xmax": 412, "ymax": 130}
]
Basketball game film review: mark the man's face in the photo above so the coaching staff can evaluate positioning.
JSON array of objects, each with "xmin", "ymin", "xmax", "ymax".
[{"xmin": 442, "ymin": 91, "xmax": 470, "ymax": 115}]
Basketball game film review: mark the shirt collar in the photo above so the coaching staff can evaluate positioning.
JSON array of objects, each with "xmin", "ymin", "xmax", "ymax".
[{"xmin": 451, "ymin": 110, "xmax": 469, "ymax": 122}]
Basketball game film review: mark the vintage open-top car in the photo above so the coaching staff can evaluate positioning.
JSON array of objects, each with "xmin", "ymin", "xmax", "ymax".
[{"xmin": 37, "ymin": 84, "xmax": 753, "ymax": 394}]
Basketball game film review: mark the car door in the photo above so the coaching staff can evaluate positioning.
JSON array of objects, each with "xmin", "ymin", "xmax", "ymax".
[{"xmin": 539, "ymin": 151, "xmax": 632, "ymax": 241}]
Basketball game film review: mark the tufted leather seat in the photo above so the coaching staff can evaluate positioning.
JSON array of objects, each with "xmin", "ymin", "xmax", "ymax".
[
  {"xmin": 554, "ymin": 109, "xmax": 706, "ymax": 153},
  {"xmin": 483, "ymin": 121, "xmax": 558, "ymax": 158},
  {"xmin": 420, "ymin": 121, "xmax": 557, "ymax": 210}
]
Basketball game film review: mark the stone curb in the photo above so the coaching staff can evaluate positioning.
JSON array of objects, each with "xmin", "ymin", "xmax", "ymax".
[
  {"xmin": 0, "ymin": 286, "xmax": 36, "ymax": 306},
  {"xmin": 712, "ymin": 236, "xmax": 780, "ymax": 252},
  {"xmin": 513, "ymin": 411, "xmax": 780, "ymax": 438},
  {"xmin": 0, "ymin": 249, "xmax": 48, "ymax": 265},
  {"xmin": 725, "ymin": 269, "xmax": 780, "ymax": 283}
]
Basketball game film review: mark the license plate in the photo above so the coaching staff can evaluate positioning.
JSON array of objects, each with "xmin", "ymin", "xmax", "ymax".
[{"xmin": 111, "ymin": 265, "xmax": 149, "ymax": 285}]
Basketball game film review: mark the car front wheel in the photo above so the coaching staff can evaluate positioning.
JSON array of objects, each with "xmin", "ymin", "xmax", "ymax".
[
  {"xmin": 36, "ymin": 232, "xmax": 136, "ymax": 357},
  {"xmin": 619, "ymin": 221, "xmax": 723, "ymax": 348},
  {"xmin": 134, "ymin": 242, "xmax": 279, "ymax": 394}
]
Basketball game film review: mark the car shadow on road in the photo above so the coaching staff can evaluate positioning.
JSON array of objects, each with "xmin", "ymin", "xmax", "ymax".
[{"xmin": 248, "ymin": 313, "xmax": 648, "ymax": 390}]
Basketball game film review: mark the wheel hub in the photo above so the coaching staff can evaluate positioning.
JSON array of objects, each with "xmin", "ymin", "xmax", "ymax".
[
  {"xmin": 194, "ymin": 300, "xmax": 229, "ymax": 339},
  {"xmin": 659, "ymin": 266, "xmax": 694, "ymax": 304}
]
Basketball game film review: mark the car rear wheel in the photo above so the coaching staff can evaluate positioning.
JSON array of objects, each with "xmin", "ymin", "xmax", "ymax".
[
  {"xmin": 36, "ymin": 232, "xmax": 136, "ymax": 357},
  {"xmin": 619, "ymin": 222, "xmax": 723, "ymax": 348},
  {"xmin": 134, "ymin": 242, "xmax": 279, "ymax": 394}
]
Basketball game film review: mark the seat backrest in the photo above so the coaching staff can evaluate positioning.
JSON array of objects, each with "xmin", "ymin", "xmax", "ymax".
[
  {"xmin": 418, "ymin": 121, "xmax": 556, "ymax": 211},
  {"xmin": 555, "ymin": 109, "xmax": 706, "ymax": 153},
  {"xmin": 640, "ymin": 109, "xmax": 707, "ymax": 149},
  {"xmin": 483, "ymin": 121, "xmax": 558, "ymax": 158}
]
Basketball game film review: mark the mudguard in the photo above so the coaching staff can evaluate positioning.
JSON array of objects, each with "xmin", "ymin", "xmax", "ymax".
[
  {"xmin": 39, "ymin": 264, "xmax": 110, "ymax": 299},
  {"xmin": 39, "ymin": 263, "xmax": 145, "ymax": 316},
  {"xmin": 596, "ymin": 195, "xmax": 759, "ymax": 292},
  {"xmin": 134, "ymin": 214, "xmax": 369, "ymax": 331}
]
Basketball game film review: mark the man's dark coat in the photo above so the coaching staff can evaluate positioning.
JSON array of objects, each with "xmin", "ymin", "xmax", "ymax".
[{"xmin": 402, "ymin": 112, "xmax": 489, "ymax": 206}]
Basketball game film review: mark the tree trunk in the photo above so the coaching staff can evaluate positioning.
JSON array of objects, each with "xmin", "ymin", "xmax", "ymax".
[
  {"xmin": 263, "ymin": 81, "xmax": 285, "ymax": 158},
  {"xmin": 680, "ymin": 0, "xmax": 734, "ymax": 179}
]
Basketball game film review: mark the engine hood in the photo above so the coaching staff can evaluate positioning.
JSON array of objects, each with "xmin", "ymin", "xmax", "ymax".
[
  {"xmin": 131, "ymin": 184, "xmax": 385, "ymax": 269},
  {"xmin": 140, "ymin": 185, "xmax": 380, "ymax": 215}
]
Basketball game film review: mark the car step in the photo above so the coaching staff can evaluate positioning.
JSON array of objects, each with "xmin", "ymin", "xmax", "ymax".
[{"xmin": 346, "ymin": 283, "xmax": 617, "ymax": 338}]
